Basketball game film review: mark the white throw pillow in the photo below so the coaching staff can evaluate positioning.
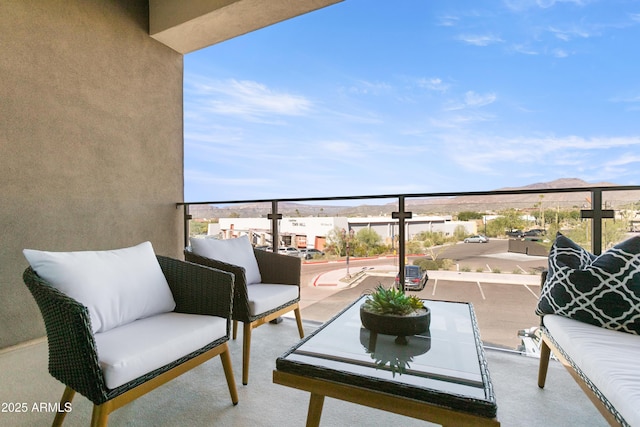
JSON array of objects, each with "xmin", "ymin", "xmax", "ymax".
[
  {"xmin": 190, "ymin": 235, "xmax": 262, "ymax": 285},
  {"xmin": 23, "ymin": 241, "xmax": 176, "ymax": 333}
]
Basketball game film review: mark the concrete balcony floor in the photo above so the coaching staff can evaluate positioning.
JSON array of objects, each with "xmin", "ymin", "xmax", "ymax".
[{"xmin": 1, "ymin": 316, "xmax": 607, "ymax": 427}]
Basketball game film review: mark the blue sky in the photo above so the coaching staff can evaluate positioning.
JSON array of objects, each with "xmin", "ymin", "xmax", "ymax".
[{"xmin": 184, "ymin": 0, "xmax": 640, "ymax": 202}]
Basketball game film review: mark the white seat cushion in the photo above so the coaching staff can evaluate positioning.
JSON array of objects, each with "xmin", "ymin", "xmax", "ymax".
[
  {"xmin": 190, "ymin": 235, "xmax": 262, "ymax": 285},
  {"xmin": 246, "ymin": 283, "xmax": 298, "ymax": 317},
  {"xmin": 94, "ymin": 312, "xmax": 227, "ymax": 389},
  {"xmin": 544, "ymin": 314, "xmax": 640, "ymax": 426},
  {"xmin": 23, "ymin": 242, "xmax": 175, "ymax": 333}
]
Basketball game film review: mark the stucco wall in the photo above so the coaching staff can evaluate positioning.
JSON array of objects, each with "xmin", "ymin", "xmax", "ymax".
[{"xmin": 0, "ymin": 0, "xmax": 184, "ymax": 348}]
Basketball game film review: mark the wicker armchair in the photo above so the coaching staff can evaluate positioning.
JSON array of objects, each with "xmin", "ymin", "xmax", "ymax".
[
  {"xmin": 23, "ymin": 255, "xmax": 238, "ymax": 427},
  {"xmin": 185, "ymin": 248, "xmax": 304, "ymax": 385}
]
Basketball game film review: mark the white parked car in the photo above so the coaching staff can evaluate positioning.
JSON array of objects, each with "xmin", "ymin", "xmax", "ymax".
[
  {"xmin": 464, "ymin": 235, "xmax": 489, "ymax": 243},
  {"xmin": 278, "ymin": 247, "xmax": 300, "ymax": 256},
  {"xmin": 298, "ymin": 248, "xmax": 325, "ymax": 260}
]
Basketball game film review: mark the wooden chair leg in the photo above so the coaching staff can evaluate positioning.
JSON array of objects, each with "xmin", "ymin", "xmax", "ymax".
[
  {"xmin": 232, "ymin": 319, "xmax": 238, "ymax": 340},
  {"xmin": 52, "ymin": 386, "xmax": 75, "ymax": 427},
  {"xmin": 242, "ymin": 322, "xmax": 252, "ymax": 385},
  {"xmin": 90, "ymin": 403, "xmax": 110, "ymax": 427},
  {"xmin": 220, "ymin": 345, "xmax": 239, "ymax": 405},
  {"xmin": 538, "ymin": 338, "xmax": 551, "ymax": 388},
  {"xmin": 294, "ymin": 307, "xmax": 305, "ymax": 338}
]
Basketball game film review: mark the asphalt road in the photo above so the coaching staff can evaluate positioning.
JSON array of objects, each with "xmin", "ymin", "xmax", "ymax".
[
  {"xmin": 298, "ymin": 239, "xmax": 546, "ymax": 350},
  {"xmin": 301, "ymin": 239, "xmax": 547, "ymax": 283}
]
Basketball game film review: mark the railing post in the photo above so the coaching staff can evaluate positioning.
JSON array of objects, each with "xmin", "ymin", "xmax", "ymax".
[
  {"xmin": 392, "ymin": 196, "xmax": 412, "ymax": 292},
  {"xmin": 267, "ymin": 201, "xmax": 282, "ymax": 253},
  {"xmin": 581, "ymin": 189, "xmax": 614, "ymax": 255},
  {"xmin": 592, "ymin": 190, "xmax": 603, "ymax": 255},
  {"xmin": 182, "ymin": 203, "xmax": 192, "ymax": 249}
]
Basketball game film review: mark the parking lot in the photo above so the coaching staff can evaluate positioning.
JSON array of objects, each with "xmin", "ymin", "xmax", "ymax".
[
  {"xmin": 298, "ymin": 241, "xmax": 547, "ymax": 350},
  {"xmin": 300, "ymin": 274, "xmax": 541, "ymax": 350}
]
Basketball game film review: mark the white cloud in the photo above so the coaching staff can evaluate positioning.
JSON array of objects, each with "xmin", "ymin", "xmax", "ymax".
[
  {"xmin": 347, "ymin": 80, "xmax": 393, "ymax": 96},
  {"xmin": 323, "ymin": 141, "xmax": 354, "ymax": 154},
  {"xmin": 553, "ymin": 48, "xmax": 569, "ymax": 58},
  {"xmin": 512, "ymin": 44, "xmax": 540, "ymax": 55},
  {"xmin": 185, "ymin": 169, "xmax": 273, "ymax": 188},
  {"xmin": 187, "ymin": 77, "xmax": 312, "ymax": 122},
  {"xmin": 503, "ymin": 0, "xmax": 590, "ymax": 11},
  {"xmin": 605, "ymin": 154, "xmax": 640, "ymax": 167},
  {"xmin": 417, "ymin": 77, "xmax": 450, "ymax": 92},
  {"xmin": 465, "ymin": 91, "xmax": 497, "ymax": 107},
  {"xmin": 438, "ymin": 15, "xmax": 460, "ymax": 27},
  {"xmin": 610, "ymin": 93, "xmax": 640, "ymax": 104},
  {"xmin": 448, "ymin": 134, "xmax": 640, "ymax": 174},
  {"xmin": 444, "ymin": 91, "xmax": 497, "ymax": 111},
  {"xmin": 429, "ymin": 113, "xmax": 494, "ymax": 128},
  {"xmin": 548, "ymin": 25, "xmax": 592, "ymax": 41},
  {"xmin": 456, "ymin": 34, "xmax": 504, "ymax": 46},
  {"xmin": 537, "ymin": 0, "xmax": 589, "ymax": 8}
]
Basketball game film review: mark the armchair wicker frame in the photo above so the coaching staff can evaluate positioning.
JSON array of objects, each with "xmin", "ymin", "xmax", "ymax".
[
  {"xmin": 23, "ymin": 256, "xmax": 238, "ymax": 427},
  {"xmin": 185, "ymin": 249, "xmax": 304, "ymax": 385}
]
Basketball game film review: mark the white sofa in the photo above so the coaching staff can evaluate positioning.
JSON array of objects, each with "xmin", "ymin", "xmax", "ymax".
[
  {"xmin": 538, "ymin": 314, "xmax": 640, "ymax": 426},
  {"xmin": 536, "ymin": 234, "xmax": 640, "ymax": 426}
]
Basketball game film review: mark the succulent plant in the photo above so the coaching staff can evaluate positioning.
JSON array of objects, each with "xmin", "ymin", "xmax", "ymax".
[{"xmin": 362, "ymin": 284, "xmax": 424, "ymax": 316}]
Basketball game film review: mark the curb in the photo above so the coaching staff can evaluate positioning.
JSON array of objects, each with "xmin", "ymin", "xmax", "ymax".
[{"xmin": 312, "ymin": 267, "xmax": 542, "ymax": 288}]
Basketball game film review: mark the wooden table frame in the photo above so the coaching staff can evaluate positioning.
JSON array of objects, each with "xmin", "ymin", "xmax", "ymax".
[
  {"xmin": 273, "ymin": 370, "xmax": 500, "ymax": 427},
  {"xmin": 274, "ymin": 298, "xmax": 499, "ymax": 426}
]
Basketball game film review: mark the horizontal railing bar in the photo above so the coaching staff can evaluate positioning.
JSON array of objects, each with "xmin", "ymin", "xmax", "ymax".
[{"xmin": 177, "ymin": 185, "xmax": 640, "ymax": 207}]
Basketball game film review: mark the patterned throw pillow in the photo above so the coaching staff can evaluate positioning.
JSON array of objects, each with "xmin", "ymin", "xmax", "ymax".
[
  {"xmin": 537, "ymin": 234, "xmax": 640, "ymax": 334},
  {"xmin": 536, "ymin": 233, "xmax": 595, "ymax": 317}
]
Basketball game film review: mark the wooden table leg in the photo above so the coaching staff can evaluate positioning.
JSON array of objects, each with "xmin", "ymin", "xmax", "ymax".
[{"xmin": 306, "ymin": 393, "xmax": 325, "ymax": 427}]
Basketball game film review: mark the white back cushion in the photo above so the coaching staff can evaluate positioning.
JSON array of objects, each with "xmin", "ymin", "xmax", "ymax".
[
  {"xmin": 23, "ymin": 241, "xmax": 176, "ymax": 333},
  {"xmin": 190, "ymin": 235, "xmax": 262, "ymax": 285}
]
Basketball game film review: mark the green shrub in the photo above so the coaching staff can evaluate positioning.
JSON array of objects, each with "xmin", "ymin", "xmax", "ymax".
[
  {"xmin": 440, "ymin": 259, "xmax": 454, "ymax": 270},
  {"xmin": 414, "ymin": 258, "xmax": 439, "ymax": 270},
  {"xmin": 412, "ymin": 257, "xmax": 456, "ymax": 271}
]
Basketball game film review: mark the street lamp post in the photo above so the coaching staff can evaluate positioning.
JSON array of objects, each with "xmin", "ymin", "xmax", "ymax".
[{"xmin": 342, "ymin": 228, "xmax": 355, "ymax": 279}]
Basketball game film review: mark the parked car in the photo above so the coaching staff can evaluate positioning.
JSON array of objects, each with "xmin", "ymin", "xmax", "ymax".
[
  {"xmin": 278, "ymin": 247, "xmax": 300, "ymax": 257},
  {"xmin": 506, "ymin": 230, "xmax": 524, "ymax": 238},
  {"xmin": 464, "ymin": 235, "xmax": 489, "ymax": 243},
  {"xmin": 394, "ymin": 265, "xmax": 428, "ymax": 291},
  {"xmin": 298, "ymin": 248, "xmax": 325, "ymax": 260},
  {"xmin": 523, "ymin": 229, "xmax": 544, "ymax": 237}
]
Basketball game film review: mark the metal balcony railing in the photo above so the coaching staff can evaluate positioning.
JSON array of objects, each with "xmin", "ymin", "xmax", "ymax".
[{"xmin": 178, "ymin": 185, "xmax": 640, "ymax": 289}]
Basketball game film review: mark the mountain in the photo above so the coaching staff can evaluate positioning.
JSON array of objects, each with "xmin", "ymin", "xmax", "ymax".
[
  {"xmin": 400, "ymin": 178, "xmax": 640, "ymax": 214},
  {"xmin": 496, "ymin": 178, "xmax": 616, "ymax": 191},
  {"xmin": 188, "ymin": 178, "xmax": 638, "ymax": 219}
]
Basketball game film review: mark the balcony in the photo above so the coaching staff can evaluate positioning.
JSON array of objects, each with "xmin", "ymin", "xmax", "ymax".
[
  {"xmin": 3, "ymin": 184, "xmax": 637, "ymax": 426},
  {"xmin": 181, "ymin": 185, "xmax": 640, "ymax": 350},
  {"xmin": 0, "ymin": 317, "xmax": 609, "ymax": 426}
]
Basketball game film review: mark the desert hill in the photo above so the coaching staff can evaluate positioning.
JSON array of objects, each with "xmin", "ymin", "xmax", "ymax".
[{"xmin": 189, "ymin": 178, "xmax": 638, "ymax": 219}]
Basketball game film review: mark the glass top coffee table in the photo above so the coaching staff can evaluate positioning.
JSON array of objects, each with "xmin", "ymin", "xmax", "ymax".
[{"xmin": 273, "ymin": 296, "xmax": 499, "ymax": 426}]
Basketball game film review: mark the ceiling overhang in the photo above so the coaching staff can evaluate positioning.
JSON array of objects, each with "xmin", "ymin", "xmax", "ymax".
[{"xmin": 149, "ymin": 0, "xmax": 343, "ymax": 54}]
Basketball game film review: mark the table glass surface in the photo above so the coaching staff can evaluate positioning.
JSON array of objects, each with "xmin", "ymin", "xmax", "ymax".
[{"xmin": 278, "ymin": 296, "xmax": 490, "ymax": 401}]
